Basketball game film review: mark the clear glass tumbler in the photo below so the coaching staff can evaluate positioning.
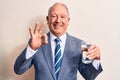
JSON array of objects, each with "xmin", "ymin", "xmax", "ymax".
[{"xmin": 81, "ymin": 41, "xmax": 93, "ymax": 64}]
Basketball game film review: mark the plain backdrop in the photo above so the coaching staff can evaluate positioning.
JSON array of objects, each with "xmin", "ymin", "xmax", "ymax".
[{"xmin": 0, "ymin": 0, "xmax": 120, "ymax": 80}]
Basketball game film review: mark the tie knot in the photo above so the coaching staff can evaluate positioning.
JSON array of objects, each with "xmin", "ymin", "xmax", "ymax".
[{"xmin": 54, "ymin": 38, "xmax": 60, "ymax": 43}]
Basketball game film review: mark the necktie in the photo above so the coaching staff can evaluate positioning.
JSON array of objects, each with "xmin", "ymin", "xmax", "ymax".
[{"xmin": 54, "ymin": 38, "xmax": 62, "ymax": 79}]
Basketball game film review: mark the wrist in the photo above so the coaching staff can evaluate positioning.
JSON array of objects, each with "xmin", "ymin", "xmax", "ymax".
[
  {"xmin": 95, "ymin": 56, "xmax": 100, "ymax": 60},
  {"xmin": 29, "ymin": 43, "xmax": 37, "ymax": 51}
]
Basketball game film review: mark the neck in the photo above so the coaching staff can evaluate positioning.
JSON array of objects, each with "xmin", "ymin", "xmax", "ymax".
[{"xmin": 51, "ymin": 32, "xmax": 66, "ymax": 37}]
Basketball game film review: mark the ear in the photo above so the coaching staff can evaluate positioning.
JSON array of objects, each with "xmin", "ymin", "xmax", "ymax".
[
  {"xmin": 68, "ymin": 17, "xmax": 70, "ymax": 22},
  {"xmin": 46, "ymin": 16, "xmax": 49, "ymax": 22}
]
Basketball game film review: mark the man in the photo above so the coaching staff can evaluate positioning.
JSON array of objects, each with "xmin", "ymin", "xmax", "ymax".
[{"xmin": 14, "ymin": 2, "xmax": 103, "ymax": 80}]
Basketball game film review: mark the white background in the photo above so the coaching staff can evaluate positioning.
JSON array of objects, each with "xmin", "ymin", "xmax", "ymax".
[{"xmin": 0, "ymin": 0, "xmax": 120, "ymax": 80}]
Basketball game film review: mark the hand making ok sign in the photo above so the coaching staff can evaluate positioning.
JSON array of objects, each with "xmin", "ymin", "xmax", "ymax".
[{"xmin": 29, "ymin": 22, "xmax": 48, "ymax": 50}]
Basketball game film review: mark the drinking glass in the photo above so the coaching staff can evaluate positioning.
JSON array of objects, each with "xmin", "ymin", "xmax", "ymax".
[{"xmin": 81, "ymin": 41, "xmax": 93, "ymax": 64}]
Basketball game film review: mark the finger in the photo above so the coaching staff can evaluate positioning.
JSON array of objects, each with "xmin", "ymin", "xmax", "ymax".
[
  {"xmin": 88, "ymin": 47, "xmax": 100, "ymax": 56},
  {"xmin": 87, "ymin": 50, "xmax": 100, "ymax": 60},
  {"xmin": 87, "ymin": 52, "xmax": 97, "ymax": 60},
  {"xmin": 38, "ymin": 23, "xmax": 45, "ymax": 34},
  {"xmin": 87, "ymin": 55, "xmax": 96, "ymax": 60},
  {"xmin": 34, "ymin": 22, "xmax": 39, "ymax": 34},
  {"xmin": 88, "ymin": 44, "xmax": 96, "ymax": 51},
  {"xmin": 41, "ymin": 34, "xmax": 48, "ymax": 44},
  {"xmin": 29, "ymin": 26, "xmax": 33, "ymax": 37},
  {"xmin": 87, "ymin": 53, "xmax": 100, "ymax": 60},
  {"xmin": 88, "ymin": 47, "xmax": 97, "ymax": 54}
]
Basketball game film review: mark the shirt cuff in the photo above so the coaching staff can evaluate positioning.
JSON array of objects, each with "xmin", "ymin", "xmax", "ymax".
[
  {"xmin": 26, "ymin": 45, "xmax": 38, "ymax": 59},
  {"xmin": 92, "ymin": 59, "xmax": 101, "ymax": 70}
]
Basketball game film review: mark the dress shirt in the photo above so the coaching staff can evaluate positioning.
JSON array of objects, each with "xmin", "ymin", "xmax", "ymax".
[
  {"xmin": 25, "ymin": 32, "xmax": 100, "ymax": 70},
  {"xmin": 50, "ymin": 32, "xmax": 66, "ymax": 63}
]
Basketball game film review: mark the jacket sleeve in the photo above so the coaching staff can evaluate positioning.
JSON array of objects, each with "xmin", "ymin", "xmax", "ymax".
[
  {"xmin": 78, "ymin": 62, "xmax": 103, "ymax": 80},
  {"xmin": 14, "ymin": 47, "xmax": 34, "ymax": 75}
]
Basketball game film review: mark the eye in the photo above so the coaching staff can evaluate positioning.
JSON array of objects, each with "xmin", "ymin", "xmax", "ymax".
[
  {"xmin": 50, "ymin": 15, "xmax": 57, "ymax": 18},
  {"xmin": 61, "ymin": 16, "xmax": 66, "ymax": 19},
  {"xmin": 61, "ymin": 16, "xmax": 65, "ymax": 18}
]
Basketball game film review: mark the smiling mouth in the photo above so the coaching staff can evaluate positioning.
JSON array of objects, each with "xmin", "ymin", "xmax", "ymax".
[{"xmin": 53, "ymin": 24, "xmax": 62, "ymax": 28}]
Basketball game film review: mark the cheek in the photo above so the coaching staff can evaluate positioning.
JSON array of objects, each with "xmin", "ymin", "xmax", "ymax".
[
  {"xmin": 49, "ymin": 18, "xmax": 56, "ymax": 23},
  {"xmin": 63, "ymin": 21, "xmax": 69, "ymax": 26},
  {"xmin": 63, "ymin": 19, "xmax": 69, "ymax": 23}
]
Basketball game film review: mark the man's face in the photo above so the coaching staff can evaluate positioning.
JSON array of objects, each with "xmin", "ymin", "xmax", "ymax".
[{"xmin": 46, "ymin": 4, "xmax": 70, "ymax": 37}]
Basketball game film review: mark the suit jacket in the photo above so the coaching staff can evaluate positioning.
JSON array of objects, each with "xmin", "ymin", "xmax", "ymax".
[{"xmin": 14, "ymin": 32, "xmax": 103, "ymax": 80}]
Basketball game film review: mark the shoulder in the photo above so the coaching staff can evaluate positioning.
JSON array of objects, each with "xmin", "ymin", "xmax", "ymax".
[
  {"xmin": 66, "ymin": 33, "xmax": 85, "ymax": 48},
  {"xmin": 67, "ymin": 33, "xmax": 83, "ymax": 42}
]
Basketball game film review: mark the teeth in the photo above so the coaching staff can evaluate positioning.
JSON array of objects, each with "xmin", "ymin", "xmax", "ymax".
[
  {"xmin": 54, "ymin": 25, "xmax": 61, "ymax": 27},
  {"xmin": 56, "ymin": 25, "xmax": 61, "ymax": 26},
  {"xmin": 54, "ymin": 23, "xmax": 62, "ymax": 26},
  {"xmin": 55, "ymin": 24, "xmax": 60, "ymax": 26},
  {"xmin": 53, "ymin": 24, "xmax": 62, "ymax": 28},
  {"xmin": 55, "ymin": 26, "xmax": 60, "ymax": 28}
]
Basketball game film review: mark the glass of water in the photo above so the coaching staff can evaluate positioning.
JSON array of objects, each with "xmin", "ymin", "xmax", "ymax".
[{"xmin": 81, "ymin": 41, "xmax": 93, "ymax": 64}]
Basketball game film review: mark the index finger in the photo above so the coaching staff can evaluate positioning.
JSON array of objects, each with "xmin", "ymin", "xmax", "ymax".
[
  {"xmin": 29, "ymin": 26, "xmax": 33, "ymax": 37},
  {"xmin": 38, "ymin": 23, "xmax": 45, "ymax": 34},
  {"xmin": 88, "ymin": 44, "xmax": 96, "ymax": 51}
]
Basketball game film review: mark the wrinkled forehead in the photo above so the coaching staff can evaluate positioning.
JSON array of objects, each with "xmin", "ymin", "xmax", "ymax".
[{"xmin": 48, "ymin": 3, "xmax": 69, "ymax": 16}]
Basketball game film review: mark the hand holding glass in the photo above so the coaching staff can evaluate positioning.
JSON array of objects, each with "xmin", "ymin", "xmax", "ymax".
[{"xmin": 81, "ymin": 41, "xmax": 93, "ymax": 64}]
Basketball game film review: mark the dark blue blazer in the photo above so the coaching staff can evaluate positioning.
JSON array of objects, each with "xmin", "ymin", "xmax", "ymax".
[{"xmin": 14, "ymin": 32, "xmax": 103, "ymax": 80}]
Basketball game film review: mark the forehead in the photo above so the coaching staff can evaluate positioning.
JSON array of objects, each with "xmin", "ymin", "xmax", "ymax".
[{"xmin": 49, "ymin": 4, "xmax": 68, "ymax": 15}]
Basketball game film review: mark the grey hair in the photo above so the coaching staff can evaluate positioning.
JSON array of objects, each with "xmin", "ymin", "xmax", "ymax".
[{"xmin": 48, "ymin": 2, "xmax": 69, "ymax": 16}]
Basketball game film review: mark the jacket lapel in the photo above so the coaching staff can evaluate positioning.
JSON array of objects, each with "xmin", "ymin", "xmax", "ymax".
[
  {"xmin": 42, "ymin": 33, "xmax": 74, "ymax": 80},
  {"xmin": 58, "ymin": 34, "xmax": 73, "ymax": 80},
  {"xmin": 42, "ymin": 32, "xmax": 56, "ymax": 80}
]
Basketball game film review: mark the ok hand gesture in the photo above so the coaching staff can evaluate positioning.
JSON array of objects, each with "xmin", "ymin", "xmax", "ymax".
[{"xmin": 29, "ymin": 22, "xmax": 48, "ymax": 50}]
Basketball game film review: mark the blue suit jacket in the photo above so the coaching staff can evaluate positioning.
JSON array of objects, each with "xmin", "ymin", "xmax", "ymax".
[{"xmin": 14, "ymin": 32, "xmax": 103, "ymax": 80}]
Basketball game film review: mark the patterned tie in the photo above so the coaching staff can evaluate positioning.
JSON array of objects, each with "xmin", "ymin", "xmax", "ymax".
[{"xmin": 54, "ymin": 38, "xmax": 62, "ymax": 79}]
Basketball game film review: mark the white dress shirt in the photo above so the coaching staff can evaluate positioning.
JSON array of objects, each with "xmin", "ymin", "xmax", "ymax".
[
  {"xmin": 50, "ymin": 32, "xmax": 66, "ymax": 63},
  {"xmin": 25, "ymin": 32, "xmax": 100, "ymax": 70}
]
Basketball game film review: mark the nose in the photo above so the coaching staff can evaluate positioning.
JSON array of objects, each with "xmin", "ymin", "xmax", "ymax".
[{"xmin": 56, "ymin": 16, "xmax": 62, "ymax": 22}]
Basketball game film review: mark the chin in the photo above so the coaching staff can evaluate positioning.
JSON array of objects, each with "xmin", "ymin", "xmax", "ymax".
[
  {"xmin": 53, "ymin": 30, "xmax": 61, "ymax": 33},
  {"xmin": 53, "ymin": 32, "xmax": 62, "ymax": 36}
]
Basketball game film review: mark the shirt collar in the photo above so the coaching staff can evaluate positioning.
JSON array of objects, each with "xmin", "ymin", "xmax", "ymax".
[{"xmin": 50, "ymin": 32, "xmax": 66, "ymax": 43}]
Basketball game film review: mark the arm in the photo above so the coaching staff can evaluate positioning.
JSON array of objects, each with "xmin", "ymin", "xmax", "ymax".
[
  {"xmin": 79, "ymin": 43, "xmax": 103, "ymax": 80},
  {"xmin": 78, "ymin": 62, "xmax": 103, "ymax": 80},
  {"xmin": 14, "ymin": 22, "xmax": 48, "ymax": 75},
  {"xmin": 14, "ymin": 47, "xmax": 34, "ymax": 75}
]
